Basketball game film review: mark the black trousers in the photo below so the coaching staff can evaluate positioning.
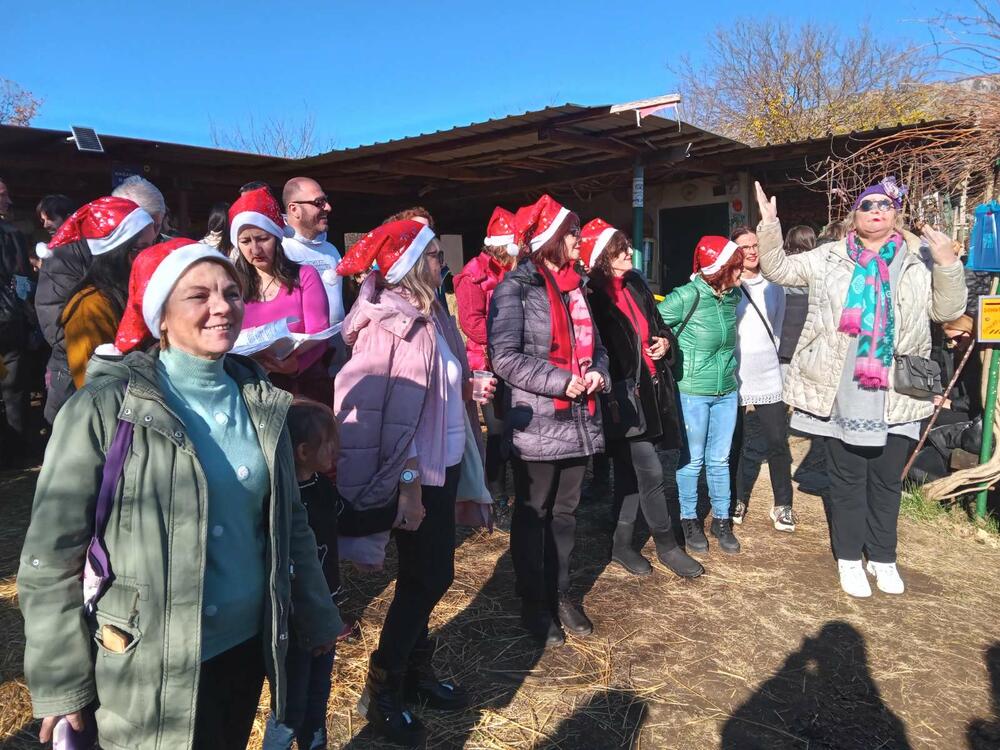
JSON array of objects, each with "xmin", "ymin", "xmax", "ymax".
[
  {"xmin": 730, "ymin": 401, "xmax": 794, "ymax": 507},
  {"xmin": 511, "ymin": 456, "xmax": 587, "ymax": 602},
  {"xmin": 376, "ymin": 464, "xmax": 460, "ymax": 671},
  {"xmin": 43, "ymin": 365, "xmax": 74, "ymax": 425},
  {"xmin": 194, "ymin": 635, "xmax": 266, "ymax": 750},
  {"xmin": 823, "ymin": 436, "xmax": 912, "ymax": 563},
  {"xmin": 482, "ymin": 400, "xmax": 508, "ymax": 498},
  {"xmin": 611, "ymin": 438, "xmax": 672, "ymax": 533},
  {"xmin": 0, "ymin": 343, "xmax": 27, "ymax": 450}
]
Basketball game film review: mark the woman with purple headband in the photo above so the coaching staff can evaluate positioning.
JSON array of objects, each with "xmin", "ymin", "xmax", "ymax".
[{"xmin": 753, "ymin": 178, "xmax": 966, "ymax": 598}]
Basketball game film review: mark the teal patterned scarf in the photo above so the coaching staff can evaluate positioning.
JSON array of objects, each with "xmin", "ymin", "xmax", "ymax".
[{"xmin": 838, "ymin": 231, "xmax": 901, "ymax": 389}]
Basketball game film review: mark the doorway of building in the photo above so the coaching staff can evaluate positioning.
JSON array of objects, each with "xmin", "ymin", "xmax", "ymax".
[{"xmin": 658, "ymin": 203, "xmax": 730, "ymax": 293}]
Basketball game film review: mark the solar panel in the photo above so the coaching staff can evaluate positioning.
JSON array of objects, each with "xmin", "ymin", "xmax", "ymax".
[{"xmin": 70, "ymin": 126, "xmax": 104, "ymax": 154}]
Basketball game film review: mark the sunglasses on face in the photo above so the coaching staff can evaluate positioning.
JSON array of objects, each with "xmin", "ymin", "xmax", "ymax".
[
  {"xmin": 288, "ymin": 196, "xmax": 331, "ymax": 210},
  {"xmin": 858, "ymin": 199, "xmax": 895, "ymax": 213}
]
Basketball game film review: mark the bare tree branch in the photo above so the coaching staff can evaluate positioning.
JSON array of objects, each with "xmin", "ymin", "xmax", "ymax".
[
  {"xmin": 0, "ymin": 79, "xmax": 42, "ymax": 126},
  {"xmin": 209, "ymin": 109, "xmax": 329, "ymax": 158}
]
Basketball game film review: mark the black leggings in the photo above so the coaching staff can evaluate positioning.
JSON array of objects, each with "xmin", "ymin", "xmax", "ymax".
[
  {"xmin": 482, "ymin": 400, "xmax": 508, "ymax": 498},
  {"xmin": 730, "ymin": 401, "xmax": 794, "ymax": 507},
  {"xmin": 823, "ymin": 436, "xmax": 911, "ymax": 563},
  {"xmin": 376, "ymin": 464, "xmax": 460, "ymax": 671},
  {"xmin": 511, "ymin": 457, "xmax": 587, "ymax": 602},
  {"xmin": 194, "ymin": 635, "xmax": 266, "ymax": 750},
  {"xmin": 611, "ymin": 439, "xmax": 672, "ymax": 533}
]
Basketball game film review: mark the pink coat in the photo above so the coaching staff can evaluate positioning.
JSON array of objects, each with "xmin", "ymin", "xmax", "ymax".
[
  {"xmin": 454, "ymin": 252, "xmax": 508, "ymax": 371},
  {"xmin": 334, "ymin": 274, "xmax": 483, "ymax": 512}
]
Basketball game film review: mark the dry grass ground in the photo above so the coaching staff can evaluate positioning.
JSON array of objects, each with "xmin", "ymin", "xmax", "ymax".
[{"xmin": 2, "ymin": 421, "xmax": 1000, "ymax": 749}]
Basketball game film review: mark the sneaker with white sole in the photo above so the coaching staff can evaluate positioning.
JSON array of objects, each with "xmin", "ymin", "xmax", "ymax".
[
  {"xmin": 865, "ymin": 561, "xmax": 905, "ymax": 594},
  {"xmin": 769, "ymin": 505, "xmax": 797, "ymax": 532},
  {"xmin": 732, "ymin": 501, "xmax": 747, "ymax": 525},
  {"xmin": 838, "ymin": 559, "xmax": 872, "ymax": 598}
]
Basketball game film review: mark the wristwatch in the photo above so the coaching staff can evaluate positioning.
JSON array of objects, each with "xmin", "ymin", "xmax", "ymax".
[{"xmin": 400, "ymin": 468, "xmax": 420, "ymax": 485}]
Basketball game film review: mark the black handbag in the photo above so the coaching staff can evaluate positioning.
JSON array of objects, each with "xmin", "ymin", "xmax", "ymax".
[
  {"xmin": 602, "ymin": 303, "xmax": 648, "ymax": 441},
  {"xmin": 893, "ymin": 354, "xmax": 943, "ymax": 400}
]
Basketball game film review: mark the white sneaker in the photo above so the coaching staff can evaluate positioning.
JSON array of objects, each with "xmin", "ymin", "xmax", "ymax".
[
  {"xmin": 838, "ymin": 559, "xmax": 872, "ymax": 598},
  {"xmin": 865, "ymin": 561, "xmax": 905, "ymax": 594}
]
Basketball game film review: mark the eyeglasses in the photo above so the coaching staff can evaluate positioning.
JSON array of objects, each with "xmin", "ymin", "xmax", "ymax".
[
  {"xmin": 738, "ymin": 243, "xmax": 759, "ymax": 252},
  {"xmin": 288, "ymin": 196, "xmax": 331, "ymax": 210},
  {"xmin": 858, "ymin": 199, "xmax": 895, "ymax": 213}
]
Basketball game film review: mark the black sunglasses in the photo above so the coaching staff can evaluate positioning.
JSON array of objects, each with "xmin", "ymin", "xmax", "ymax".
[
  {"xmin": 288, "ymin": 196, "xmax": 331, "ymax": 209},
  {"xmin": 858, "ymin": 199, "xmax": 894, "ymax": 213}
]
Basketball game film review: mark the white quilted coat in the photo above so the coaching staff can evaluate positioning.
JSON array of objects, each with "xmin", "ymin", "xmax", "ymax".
[{"xmin": 757, "ymin": 219, "xmax": 968, "ymax": 424}]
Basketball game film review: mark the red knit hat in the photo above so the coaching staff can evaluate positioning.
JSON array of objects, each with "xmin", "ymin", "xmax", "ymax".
[
  {"xmin": 514, "ymin": 194, "xmax": 572, "ymax": 251},
  {"xmin": 484, "ymin": 206, "xmax": 518, "ymax": 255},
  {"xmin": 580, "ymin": 218, "xmax": 620, "ymax": 269},
  {"xmin": 109, "ymin": 238, "xmax": 235, "ymax": 354},
  {"xmin": 46, "ymin": 196, "xmax": 153, "ymax": 256},
  {"xmin": 692, "ymin": 235, "xmax": 740, "ymax": 276},
  {"xmin": 228, "ymin": 187, "xmax": 293, "ymax": 247},
  {"xmin": 336, "ymin": 219, "xmax": 436, "ymax": 283}
]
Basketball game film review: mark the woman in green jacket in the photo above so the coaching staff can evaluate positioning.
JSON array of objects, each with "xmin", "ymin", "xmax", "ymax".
[
  {"xmin": 657, "ymin": 236, "xmax": 744, "ymax": 556},
  {"xmin": 18, "ymin": 238, "xmax": 342, "ymax": 750}
]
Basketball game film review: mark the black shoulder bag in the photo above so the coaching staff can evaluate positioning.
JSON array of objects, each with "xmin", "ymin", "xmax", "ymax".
[{"xmin": 602, "ymin": 302, "xmax": 648, "ymax": 441}]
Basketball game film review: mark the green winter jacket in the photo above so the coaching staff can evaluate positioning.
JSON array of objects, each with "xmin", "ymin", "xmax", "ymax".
[
  {"xmin": 17, "ymin": 350, "xmax": 342, "ymax": 750},
  {"xmin": 656, "ymin": 275, "xmax": 740, "ymax": 396}
]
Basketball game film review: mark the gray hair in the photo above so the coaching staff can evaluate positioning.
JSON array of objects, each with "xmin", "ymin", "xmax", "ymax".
[{"xmin": 112, "ymin": 175, "xmax": 166, "ymax": 218}]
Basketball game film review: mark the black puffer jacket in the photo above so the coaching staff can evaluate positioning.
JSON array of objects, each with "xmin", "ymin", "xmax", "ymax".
[
  {"xmin": 35, "ymin": 239, "xmax": 91, "ymax": 371},
  {"xmin": 589, "ymin": 271, "xmax": 682, "ymax": 450},
  {"xmin": 488, "ymin": 260, "xmax": 611, "ymax": 462}
]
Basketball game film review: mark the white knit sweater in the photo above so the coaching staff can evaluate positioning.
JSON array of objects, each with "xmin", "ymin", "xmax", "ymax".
[{"xmin": 735, "ymin": 273, "xmax": 785, "ymax": 405}]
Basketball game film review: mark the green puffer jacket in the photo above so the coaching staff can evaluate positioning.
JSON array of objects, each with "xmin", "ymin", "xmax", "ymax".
[
  {"xmin": 17, "ymin": 350, "xmax": 342, "ymax": 750},
  {"xmin": 656, "ymin": 275, "xmax": 740, "ymax": 396}
]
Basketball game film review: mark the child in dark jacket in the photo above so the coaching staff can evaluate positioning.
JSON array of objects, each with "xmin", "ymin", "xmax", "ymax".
[{"xmin": 263, "ymin": 397, "xmax": 344, "ymax": 750}]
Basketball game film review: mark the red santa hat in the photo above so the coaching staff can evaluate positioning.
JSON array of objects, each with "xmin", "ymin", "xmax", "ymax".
[
  {"xmin": 580, "ymin": 218, "xmax": 620, "ymax": 269},
  {"xmin": 336, "ymin": 219, "xmax": 436, "ymax": 283},
  {"xmin": 483, "ymin": 206, "xmax": 518, "ymax": 256},
  {"xmin": 228, "ymin": 187, "xmax": 294, "ymax": 247},
  {"xmin": 514, "ymin": 194, "xmax": 572, "ymax": 252},
  {"xmin": 45, "ymin": 196, "xmax": 153, "ymax": 256},
  {"xmin": 692, "ymin": 235, "xmax": 741, "ymax": 276},
  {"xmin": 105, "ymin": 238, "xmax": 234, "ymax": 355}
]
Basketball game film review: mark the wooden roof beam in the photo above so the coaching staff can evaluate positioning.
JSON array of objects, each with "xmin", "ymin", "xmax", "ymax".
[{"xmin": 538, "ymin": 127, "xmax": 639, "ymax": 157}]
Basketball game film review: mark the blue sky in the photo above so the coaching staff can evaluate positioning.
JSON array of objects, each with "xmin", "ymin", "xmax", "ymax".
[{"xmin": 5, "ymin": 0, "xmax": 982, "ymax": 151}]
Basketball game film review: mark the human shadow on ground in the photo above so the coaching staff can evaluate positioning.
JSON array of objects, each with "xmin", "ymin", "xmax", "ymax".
[
  {"xmin": 720, "ymin": 620, "xmax": 912, "ymax": 750},
  {"xmin": 529, "ymin": 687, "xmax": 647, "ymax": 749},
  {"xmin": 967, "ymin": 642, "xmax": 1000, "ymax": 750},
  {"xmin": 343, "ymin": 504, "xmax": 614, "ymax": 748}
]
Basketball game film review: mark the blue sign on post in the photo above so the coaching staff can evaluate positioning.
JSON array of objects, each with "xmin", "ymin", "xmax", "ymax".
[{"xmin": 967, "ymin": 201, "xmax": 1000, "ymax": 272}]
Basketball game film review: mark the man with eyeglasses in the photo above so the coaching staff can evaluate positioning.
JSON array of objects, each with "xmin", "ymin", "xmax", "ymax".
[{"xmin": 281, "ymin": 177, "xmax": 345, "ymax": 325}]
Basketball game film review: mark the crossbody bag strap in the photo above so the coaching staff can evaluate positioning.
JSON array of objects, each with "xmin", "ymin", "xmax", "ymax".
[
  {"xmin": 740, "ymin": 284, "xmax": 779, "ymax": 354},
  {"xmin": 674, "ymin": 288, "xmax": 701, "ymax": 338}
]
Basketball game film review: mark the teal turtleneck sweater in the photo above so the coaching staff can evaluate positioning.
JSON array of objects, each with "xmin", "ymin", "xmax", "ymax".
[{"xmin": 156, "ymin": 346, "xmax": 269, "ymax": 661}]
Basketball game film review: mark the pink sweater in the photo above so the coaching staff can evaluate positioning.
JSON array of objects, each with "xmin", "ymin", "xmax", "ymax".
[{"xmin": 243, "ymin": 264, "xmax": 330, "ymax": 372}]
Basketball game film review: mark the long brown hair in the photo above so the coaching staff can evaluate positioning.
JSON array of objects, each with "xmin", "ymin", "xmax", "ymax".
[
  {"xmin": 233, "ymin": 232, "xmax": 301, "ymax": 301},
  {"xmin": 590, "ymin": 230, "xmax": 630, "ymax": 282}
]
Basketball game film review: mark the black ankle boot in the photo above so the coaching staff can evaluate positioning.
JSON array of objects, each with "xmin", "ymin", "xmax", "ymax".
[
  {"xmin": 681, "ymin": 518, "xmax": 709, "ymax": 553},
  {"xmin": 358, "ymin": 653, "xmax": 427, "ymax": 747},
  {"xmin": 611, "ymin": 523, "xmax": 652, "ymax": 576},
  {"xmin": 404, "ymin": 638, "xmax": 469, "ymax": 711},
  {"xmin": 556, "ymin": 594, "xmax": 594, "ymax": 636},
  {"xmin": 521, "ymin": 598, "xmax": 565, "ymax": 646},
  {"xmin": 710, "ymin": 517, "xmax": 742, "ymax": 554},
  {"xmin": 652, "ymin": 530, "xmax": 705, "ymax": 578}
]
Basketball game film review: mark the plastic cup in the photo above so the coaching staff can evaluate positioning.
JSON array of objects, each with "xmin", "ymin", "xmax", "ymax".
[{"xmin": 472, "ymin": 370, "xmax": 493, "ymax": 403}]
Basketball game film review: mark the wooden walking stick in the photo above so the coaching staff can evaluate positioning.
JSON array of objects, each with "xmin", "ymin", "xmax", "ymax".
[{"xmin": 901, "ymin": 339, "xmax": 978, "ymax": 481}]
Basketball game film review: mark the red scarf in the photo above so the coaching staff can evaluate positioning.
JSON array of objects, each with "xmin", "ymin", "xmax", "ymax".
[
  {"xmin": 609, "ymin": 275, "xmax": 655, "ymax": 377},
  {"xmin": 540, "ymin": 264, "xmax": 596, "ymax": 416}
]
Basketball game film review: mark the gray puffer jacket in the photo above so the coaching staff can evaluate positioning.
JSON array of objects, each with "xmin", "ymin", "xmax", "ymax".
[{"xmin": 488, "ymin": 260, "xmax": 611, "ymax": 462}]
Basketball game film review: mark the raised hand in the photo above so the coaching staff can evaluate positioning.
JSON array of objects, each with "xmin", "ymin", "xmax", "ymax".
[
  {"xmin": 921, "ymin": 225, "xmax": 960, "ymax": 267},
  {"xmin": 754, "ymin": 181, "xmax": 777, "ymax": 223}
]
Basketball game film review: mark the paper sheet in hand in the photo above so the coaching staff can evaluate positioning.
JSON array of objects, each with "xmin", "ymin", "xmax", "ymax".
[{"xmin": 232, "ymin": 317, "xmax": 343, "ymax": 359}]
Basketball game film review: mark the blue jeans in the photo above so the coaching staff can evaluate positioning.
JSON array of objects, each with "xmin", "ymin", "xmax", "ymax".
[
  {"xmin": 262, "ymin": 643, "xmax": 335, "ymax": 750},
  {"xmin": 676, "ymin": 392, "xmax": 739, "ymax": 520}
]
